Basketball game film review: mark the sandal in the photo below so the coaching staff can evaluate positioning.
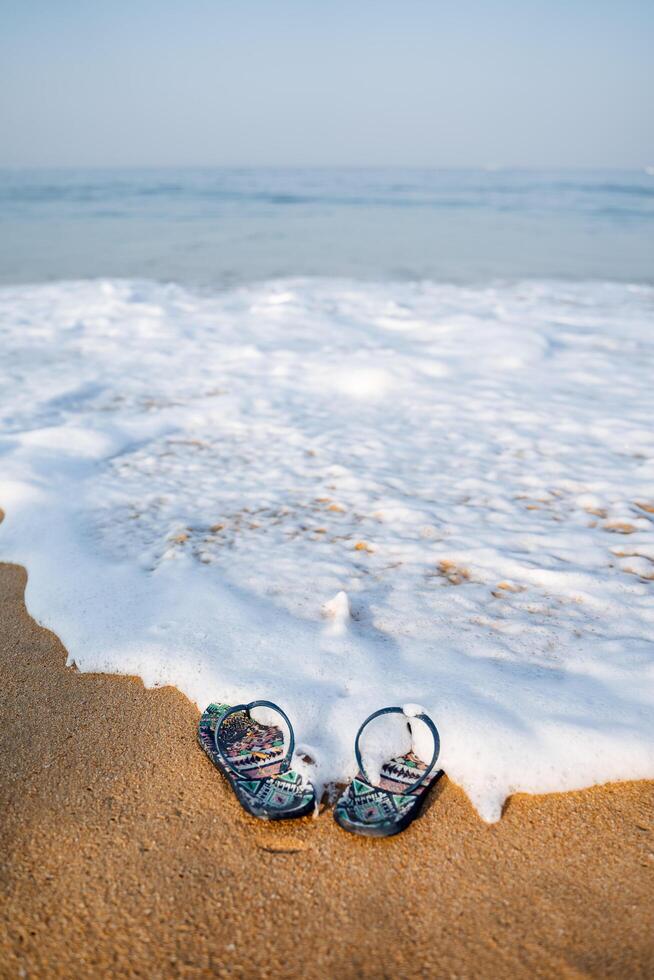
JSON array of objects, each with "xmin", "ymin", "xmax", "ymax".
[
  {"xmin": 198, "ymin": 700, "xmax": 316, "ymax": 820},
  {"xmin": 334, "ymin": 706, "xmax": 441, "ymax": 837}
]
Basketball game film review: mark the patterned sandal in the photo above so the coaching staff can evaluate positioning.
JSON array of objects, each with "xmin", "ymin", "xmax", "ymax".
[
  {"xmin": 198, "ymin": 700, "xmax": 316, "ymax": 820},
  {"xmin": 334, "ymin": 706, "xmax": 441, "ymax": 838}
]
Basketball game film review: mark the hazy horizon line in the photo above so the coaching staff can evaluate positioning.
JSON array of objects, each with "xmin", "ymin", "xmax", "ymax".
[{"xmin": 2, "ymin": 163, "xmax": 653, "ymax": 173}]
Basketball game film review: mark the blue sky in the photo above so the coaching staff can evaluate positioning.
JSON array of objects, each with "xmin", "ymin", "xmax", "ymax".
[{"xmin": 1, "ymin": 0, "xmax": 653, "ymax": 167}]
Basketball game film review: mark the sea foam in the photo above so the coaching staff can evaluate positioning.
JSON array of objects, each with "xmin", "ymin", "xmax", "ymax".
[{"xmin": 1, "ymin": 277, "xmax": 653, "ymax": 820}]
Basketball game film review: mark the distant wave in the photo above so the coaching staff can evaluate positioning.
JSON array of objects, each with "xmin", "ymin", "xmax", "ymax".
[{"xmin": 2, "ymin": 170, "xmax": 653, "ymax": 216}]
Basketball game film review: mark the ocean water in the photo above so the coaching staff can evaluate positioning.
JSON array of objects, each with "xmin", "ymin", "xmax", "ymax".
[
  {"xmin": 0, "ymin": 170, "xmax": 653, "ymax": 820},
  {"xmin": 1, "ymin": 167, "xmax": 653, "ymax": 285}
]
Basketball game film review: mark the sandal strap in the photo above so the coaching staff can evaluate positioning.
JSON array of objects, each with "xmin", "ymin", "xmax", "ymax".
[
  {"xmin": 354, "ymin": 706, "xmax": 440, "ymax": 794},
  {"xmin": 213, "ymin": 700, "xmax": 296, "ymax": 778}
]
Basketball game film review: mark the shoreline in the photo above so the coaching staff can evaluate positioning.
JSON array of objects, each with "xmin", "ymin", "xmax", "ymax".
[{"xmin": 1, "ymin": 559, "xmax": 653, "ymax": 978}]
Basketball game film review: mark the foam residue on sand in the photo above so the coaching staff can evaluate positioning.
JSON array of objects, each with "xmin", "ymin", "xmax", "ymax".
[{"xmin": 1, "ymin": 277, "xmax": 653, "ymax": 820}]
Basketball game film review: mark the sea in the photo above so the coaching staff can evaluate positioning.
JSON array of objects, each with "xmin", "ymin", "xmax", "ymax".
[
  {"xmin": 0, "ymin": 167, "xmax": 653, "ymax": 819},
  {"xmin": 1, "ymin": 167, "xmax": 653, "ymax": 286}
]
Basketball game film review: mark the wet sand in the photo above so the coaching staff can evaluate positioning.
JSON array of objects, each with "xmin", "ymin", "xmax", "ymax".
[{"xmin": 0, "ymin": 561, "xmax": 652, "ymax": 978}]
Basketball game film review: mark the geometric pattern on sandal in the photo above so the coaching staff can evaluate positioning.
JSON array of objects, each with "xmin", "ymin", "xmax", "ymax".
[{"xmin": 198, "ymin": 702, "xmax": 316, "ymax": 821}]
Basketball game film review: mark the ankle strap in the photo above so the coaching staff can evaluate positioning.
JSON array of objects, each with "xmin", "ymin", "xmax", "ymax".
[
  {"xmin": 213, "ymin": 700, "xmax": 295, "ymax": 777},
  {"xmin": 354, "ymin": 706, "xmax": 440, "ymax": 792}
]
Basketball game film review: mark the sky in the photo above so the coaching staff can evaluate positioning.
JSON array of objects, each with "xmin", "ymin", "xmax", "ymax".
[{"xmin": 1, "ymin": 0, "xmax": 653, "ymax": 169}]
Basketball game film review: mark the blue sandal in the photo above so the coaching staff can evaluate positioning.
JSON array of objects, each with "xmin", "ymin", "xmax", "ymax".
[
  {"xmin": 198, "ymin": 701, "xmax": 316, "ymax": 820},
  {"xmin": 334, "ymin": 706, "xmax": 442, "ymax": 837}
]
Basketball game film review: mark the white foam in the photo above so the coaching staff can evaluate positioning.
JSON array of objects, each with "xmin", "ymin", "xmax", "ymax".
[
  {"xmin": 1, "ymin": 277, "xmax": 653, "ymax": 821},
  {"xmin": 359, "ymin": 712, "xmax": 412, "ymax": 785},
  {"xmin": 321, "ymin": 590, "xmax": 351, "ymax": 636}
]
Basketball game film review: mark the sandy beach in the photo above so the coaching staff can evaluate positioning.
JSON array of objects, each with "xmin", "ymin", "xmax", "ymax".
[
  {"xmin": 3, "ymin": 3, "xmax": 654, "ymax": 975},
  {"xmin": 1, "ymin": 560, "xmax": 652, "ymax": 979}
]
